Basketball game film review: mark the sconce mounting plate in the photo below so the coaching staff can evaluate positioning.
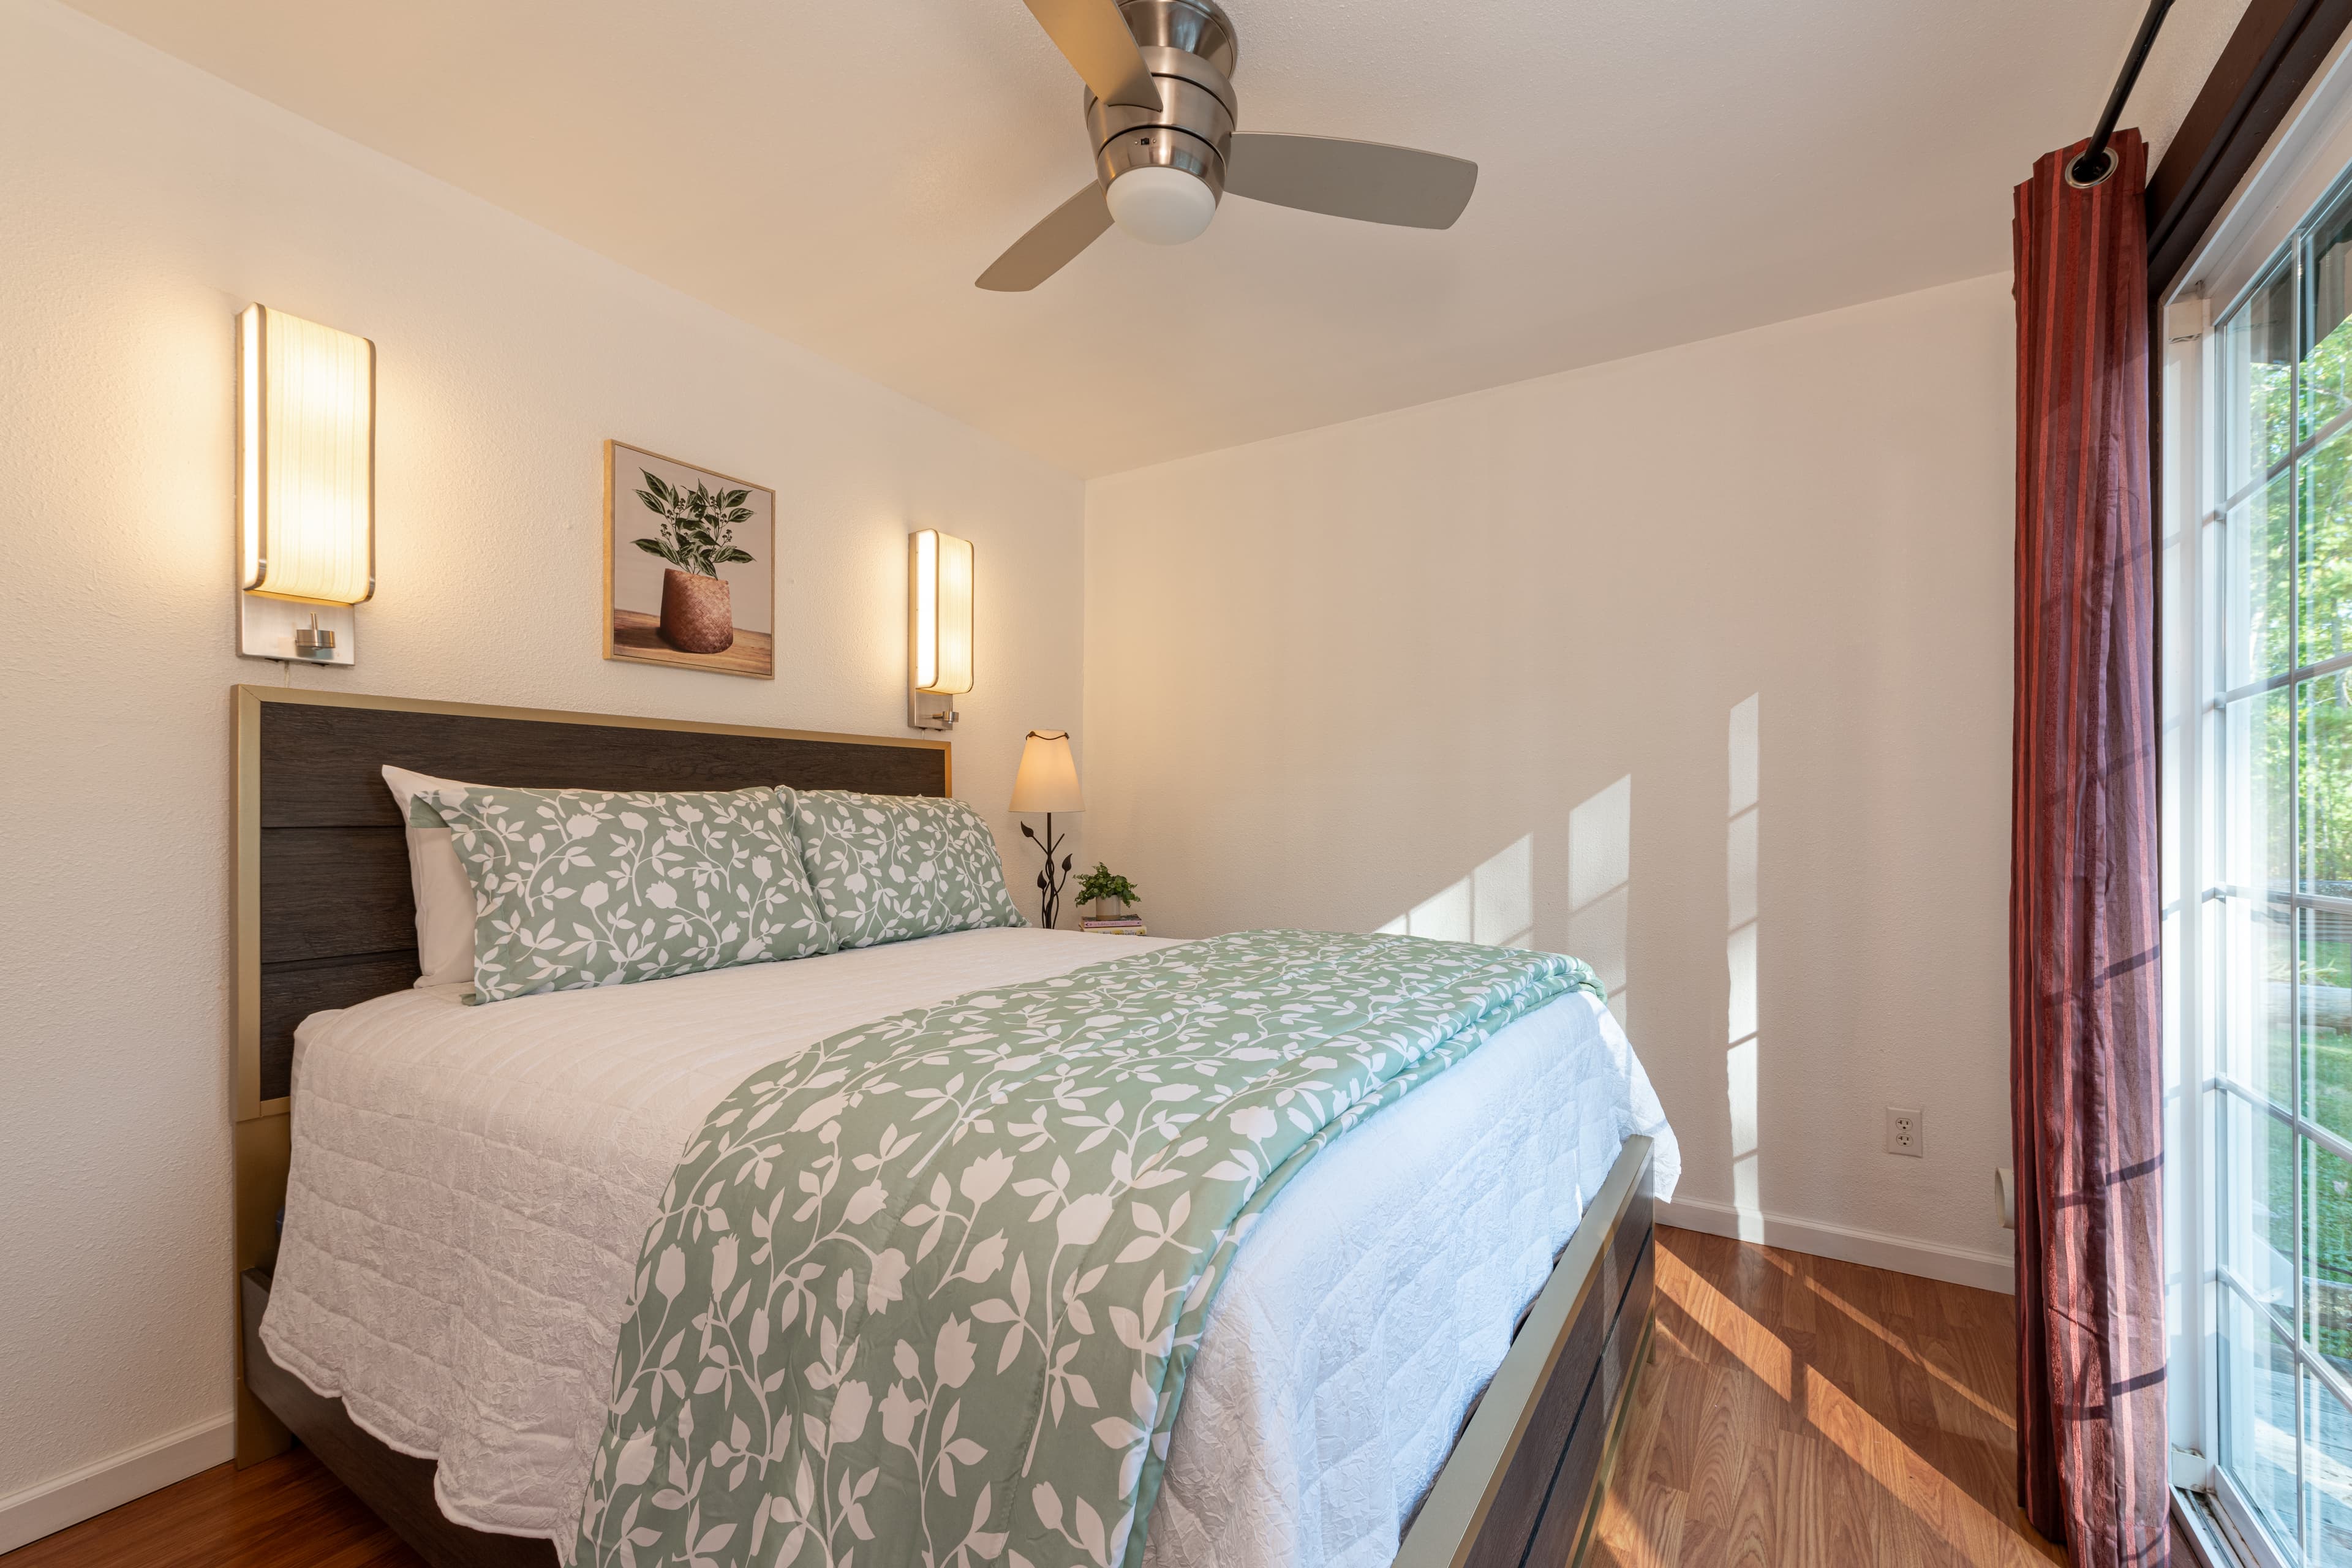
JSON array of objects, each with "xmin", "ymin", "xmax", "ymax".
[
  {"xmin": 240, "ymin": 594, "xmax": 356, "ymax": 666},
  {"xmin": 909, "ymin": 689, "xmax": 959, "ymax": 731}
]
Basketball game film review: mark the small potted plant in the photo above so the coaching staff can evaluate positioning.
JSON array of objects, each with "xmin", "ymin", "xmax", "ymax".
[
  {"xmin": 1073, "ymin": 863, "xmax": 1140, "ymax": 922},
  {"xmin": 631, "ymin": 470, "xmax": 756, "ymax": 655}
]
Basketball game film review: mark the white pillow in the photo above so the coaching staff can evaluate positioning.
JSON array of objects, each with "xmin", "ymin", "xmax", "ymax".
[{"xmin": 382, "ymin": 764, "xmax": 479, "ymax": 989}]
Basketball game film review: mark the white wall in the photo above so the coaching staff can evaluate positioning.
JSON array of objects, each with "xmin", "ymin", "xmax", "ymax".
[
  {"xmin": 1084, "ymin": 273, "xmax": 2017, "ymax": 1288},
  {"xmin": 0, "ymin": 0, "xmax": 1083, "ymax": 1525}
]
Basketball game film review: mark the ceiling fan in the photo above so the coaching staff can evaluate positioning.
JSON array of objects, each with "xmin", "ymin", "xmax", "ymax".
[{"xmin": 978, "ymin": 0, "xmax": 1479, "ymax": 290}]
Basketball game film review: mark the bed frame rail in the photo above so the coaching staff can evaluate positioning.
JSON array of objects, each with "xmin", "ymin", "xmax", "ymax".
[{"xmin": 1392, "ymin": 1134, "xmax": 1656, "ymax": 1568}]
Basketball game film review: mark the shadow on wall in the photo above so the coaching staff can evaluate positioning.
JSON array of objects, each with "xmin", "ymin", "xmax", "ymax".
[{"xmin": 1728, "ymin": 694, "xmax": 1762, "ymax": 1242}]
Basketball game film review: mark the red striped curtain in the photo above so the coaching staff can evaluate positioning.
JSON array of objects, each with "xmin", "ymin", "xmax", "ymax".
[{"xmin": 2010, "ymin": 127, "xmax": 2169, "ymax": 1568}]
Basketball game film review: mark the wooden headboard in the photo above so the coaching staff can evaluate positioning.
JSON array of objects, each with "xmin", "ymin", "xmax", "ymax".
[{"xmin": 228, "ymin": 684, "xmax": 950, "ymax": 1462}]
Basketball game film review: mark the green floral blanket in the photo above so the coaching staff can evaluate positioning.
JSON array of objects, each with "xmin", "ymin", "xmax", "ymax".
[{"xmin": 570, "ymin": 929, "xmax": 1598, "ymax": 1568}]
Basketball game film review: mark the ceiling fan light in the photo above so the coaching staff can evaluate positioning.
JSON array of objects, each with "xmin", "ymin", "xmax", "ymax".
[{"xmin": 1106, "ymin": 166, "xmax": 1218, "ymax": 246}]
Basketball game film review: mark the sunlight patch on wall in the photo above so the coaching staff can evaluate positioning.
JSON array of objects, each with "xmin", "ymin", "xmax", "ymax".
[
  {"xmin": 1474, "ymin": 835, "xmax": 1534, "ymax": 948},
  {"xmin": 1376, "ymin": 834, "xmax": 1536, "ymax": 948},
  {"xmin": 1728, "ymin": 695, "xmax": 1761, "ymax": 1242},
  {"xmin": 1569, "ymin": 775, "xmax": 1632, "ymax": 1027},
  {"xmin": 1384, "ymin": 878, "xmax": 1471, "ymax": 941}
]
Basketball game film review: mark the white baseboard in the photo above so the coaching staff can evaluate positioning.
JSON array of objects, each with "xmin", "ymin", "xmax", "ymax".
[
  {"xmin": 0, "ymin": 1413, "xmax": 233, "ymax": 1555},
  {"xmin": 1659, "ymin": 1194, "xmax": 2016, "ymax": 1295}
]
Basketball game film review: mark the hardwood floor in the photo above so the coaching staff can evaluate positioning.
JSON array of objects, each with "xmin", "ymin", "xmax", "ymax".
[
  {"xmin": 6, "ymin": 1227, "xmax": 2086, "ymax": 1568},
  {"xmin": 1587, "ymin": 1225, "xmax": 2068, "ymax": 1568},
  {"xmin": 2, "ymin": 1449, "xmax": 421, "ymax": 1568}
]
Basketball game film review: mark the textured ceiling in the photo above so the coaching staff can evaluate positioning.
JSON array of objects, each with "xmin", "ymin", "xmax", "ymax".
[{"xmin": 69, "ymin": 0, "xmax": 2247, "ymax": 476}]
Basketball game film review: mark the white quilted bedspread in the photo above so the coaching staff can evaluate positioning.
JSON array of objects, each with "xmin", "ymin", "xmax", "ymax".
[{"xmin": 262, "ymin": 928, "xmax": 1678, "ymax": 1568}]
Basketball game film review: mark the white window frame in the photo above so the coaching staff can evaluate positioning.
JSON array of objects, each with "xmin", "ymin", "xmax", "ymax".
[{"xmin": 2167, "ymin": 25, "xmax": 2352, "ymax": 1566}]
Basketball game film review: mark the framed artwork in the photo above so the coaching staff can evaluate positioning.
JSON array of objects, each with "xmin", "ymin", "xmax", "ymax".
[{"xmin": 603, "ymin": 440, "xmax": 775, "ymax": 679}]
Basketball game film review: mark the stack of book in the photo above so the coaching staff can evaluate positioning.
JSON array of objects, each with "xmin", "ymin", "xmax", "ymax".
[{"xmin": 1080, "ymin": 914, "xmax": 1149, "ymax": 937}]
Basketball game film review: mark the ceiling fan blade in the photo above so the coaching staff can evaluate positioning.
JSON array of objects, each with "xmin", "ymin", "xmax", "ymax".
[
  {"xmin": 1019, "ymin": 0, "xmax": 1162, "ymax": 109},
  {"xmin": 1223, "ymin": 134, "xmax": 1479, "ymax": 230},
  {"xmin": 976, "ymin": 183, "xmax": 1115, "ymax": 292}
]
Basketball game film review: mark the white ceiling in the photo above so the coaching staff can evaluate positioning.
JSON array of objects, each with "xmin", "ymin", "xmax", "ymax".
[{"xmin": 70, "ymin": 0, "xmax": 2247, "ymax": 477}]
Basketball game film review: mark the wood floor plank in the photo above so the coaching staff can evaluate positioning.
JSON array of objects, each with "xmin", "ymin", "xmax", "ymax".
[
  {"xmin": 1771, "ymin": 1433, "xmax": 1826, "ymax": 1566},
  {"xmin": 1721, "ymin": 1443, "xmax": 1778, "ymax": 1568},
  {"xmin": 1641, "ymin": 1357, "xmax": 1705, "ymax": 1498},
  {"xmin": 1822, "ymin": 1420, "xmax": 1887, "ymax": 1567},
  {"xmin": 1673, "ymin": 1515, "xmax": 1732, "ymax": 1568},
  {"xmin": 1682, "ymin": 1360, "xmax": 1755, "ymax": 1534}
]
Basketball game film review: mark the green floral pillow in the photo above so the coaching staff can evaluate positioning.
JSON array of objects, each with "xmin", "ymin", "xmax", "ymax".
[
  {"xmin": 421, "ymin": 783, "xmax": 835, "ymax": 1002},
  {"xmin": 790, "ymin": 790, "xmax": 1028, "ymax": 949}
]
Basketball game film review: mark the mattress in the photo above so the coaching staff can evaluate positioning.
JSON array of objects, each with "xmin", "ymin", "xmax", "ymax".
[{"xmin": 260, "ymin": 927, "xmax": 1678, "ymax": 1568}]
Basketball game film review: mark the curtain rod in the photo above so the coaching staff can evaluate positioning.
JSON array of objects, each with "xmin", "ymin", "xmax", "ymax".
[{"xmin": 2070, "ymin": 0, "xmax": 2177, "ymax": 187}]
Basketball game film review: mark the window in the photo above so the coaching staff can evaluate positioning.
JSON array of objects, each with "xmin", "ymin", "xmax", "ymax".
[{"xmin": 2195, "ymin": 170, "xmax": 2352, "ymax": 1568}]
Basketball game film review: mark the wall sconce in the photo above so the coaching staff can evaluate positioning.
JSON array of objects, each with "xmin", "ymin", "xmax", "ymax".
[
  {"xmin": 908, "ymin": 527, "xmax": 973, "ymax": 730},
  {"xmin": 237, "ymin": 304, "xmax": 375, "ymax": 665}
]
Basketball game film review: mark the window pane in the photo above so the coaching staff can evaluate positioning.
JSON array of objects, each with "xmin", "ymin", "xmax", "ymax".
[
  {"xmin": 2307, "ymin": 429, "xmax": 2352, "ymax": 671},
  {"xmin": 2230, "ymin": 473, "xmax": 2297, "ymax": 687},
  {"xmin": 2309, "ymin": 903, "xmax": 2352, "ymax": 1145},
  {"xmin": 2227, "ymin": 1282, "xmax": 2308, "ymax": 1557},
  {"xmin": 2310, "ymin": 669, "xmax": 2352, "ymax": 1140},
  {"xmin": 2309, "ymin": 1135, "xmax": 2352, "ymax": 1387},
  {"xmin": 2272, "ymin": 899, "xmax": 2305, "ymax": 1109},
  {"xmin": 2307, "ymin": 1373, "xmax": 2352, "ymax": 1562},
  {"xmin": 2310, "ymin": 196, "xmax": 2352, "ymax": 442},
  {"xmin": 2228, "ymin": 1088, "xmax": 2301, "ymax": 1305},
  {"xmin": 2228, "ymin": 265, "xmax": 2297, "ymax": 497},
  {"xmin": 2225, "ymin": 684, "xmax": 2301, "ymax": 1108},
  {"xmin": 2218, "ymin": 892, "xmax": 2298, "ymax": 1108},
  {"xmin": 2228, "ymin": 686, "xmax": 2299, "ymax": 901}
]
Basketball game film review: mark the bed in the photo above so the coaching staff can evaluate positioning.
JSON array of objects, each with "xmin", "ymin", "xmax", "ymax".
[{"xmin": 230, "ymin": 685, "xmax": 1676, "ymax": 1568}]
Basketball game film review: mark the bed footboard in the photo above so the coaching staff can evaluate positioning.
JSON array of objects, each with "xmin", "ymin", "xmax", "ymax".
[{"xmin": 1392, "ymin": 1134, "xmax": 1656, "ymax": 1568}]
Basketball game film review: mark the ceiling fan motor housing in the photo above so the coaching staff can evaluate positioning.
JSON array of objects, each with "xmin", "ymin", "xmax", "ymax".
[
  {"xmin": 979, "ymin": 0, "xmax": 1476, "ymax": 287},
  {"xmin": 1085, "ymin": 0, "xmax": 1238, "ymax": 205}
]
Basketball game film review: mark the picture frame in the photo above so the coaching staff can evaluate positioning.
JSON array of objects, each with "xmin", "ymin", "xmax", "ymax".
[{"xmin": 602, "ymin": 440, "xmax": 776, "ymax": 679}]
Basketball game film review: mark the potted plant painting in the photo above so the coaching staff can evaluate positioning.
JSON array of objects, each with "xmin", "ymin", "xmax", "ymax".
[{"xmin": 632, "ymin": 470, "xmax": 757, "ymax": 655}]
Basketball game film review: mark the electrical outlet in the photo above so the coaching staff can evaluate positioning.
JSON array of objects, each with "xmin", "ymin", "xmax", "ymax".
[{"xmin": 1886, "ymin": 1107, "xmax": 1923, "ymax": 1158}]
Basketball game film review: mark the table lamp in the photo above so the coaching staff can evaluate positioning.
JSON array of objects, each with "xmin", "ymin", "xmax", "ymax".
[{"xmin": 1011, "ymin": 729, "xmax": 1082, "ymax": 927}]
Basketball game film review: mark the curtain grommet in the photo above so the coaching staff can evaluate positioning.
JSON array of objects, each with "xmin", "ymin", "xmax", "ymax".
[{"xmin": 2065, "ymin": 146, "xmax": 2119, "ymax": 189}]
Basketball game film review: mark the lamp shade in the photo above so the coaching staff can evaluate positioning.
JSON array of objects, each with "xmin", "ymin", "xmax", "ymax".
[
  {"xmin": 1011, "ymin": 729, "xmax": 1083, "ymax": 814},
  {"xmin": 238, "ymin": 304, "xmax": 375, "ymax": 604},
  {"xmin": 910, "ymin": 528, "xmax": 974, "ymax": 695}
]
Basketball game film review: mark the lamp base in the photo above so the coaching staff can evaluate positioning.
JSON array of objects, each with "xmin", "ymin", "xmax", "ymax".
[
  {"xmin": 239, "ymin": 592, "xmax": 355, "ymax": 665},
  {"xmin": 1024, "ymin": 811, "xmax": 1071, "ymax": 930}
]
